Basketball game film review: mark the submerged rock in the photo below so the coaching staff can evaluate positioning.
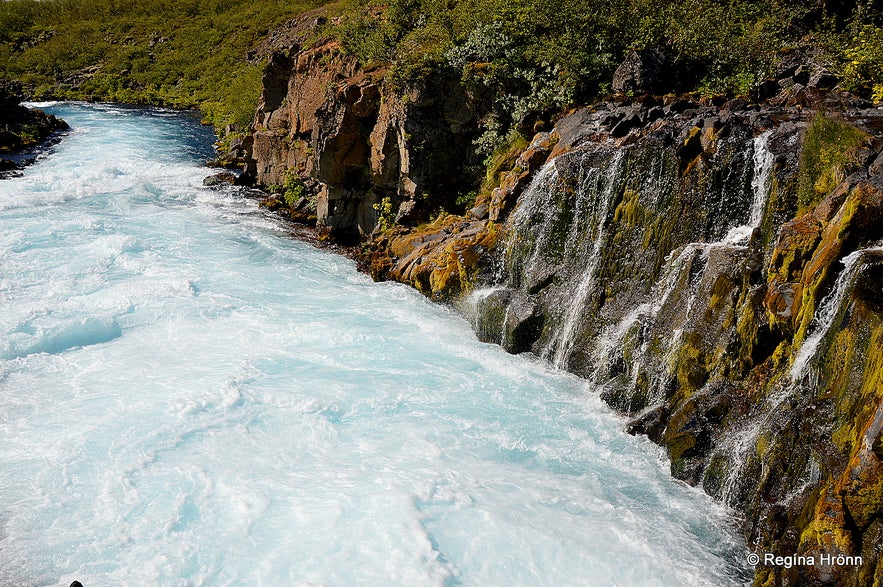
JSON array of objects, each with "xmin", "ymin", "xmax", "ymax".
[{"xmin": 203, "ymin": 171, "xmax": 237, "ymax": 187}]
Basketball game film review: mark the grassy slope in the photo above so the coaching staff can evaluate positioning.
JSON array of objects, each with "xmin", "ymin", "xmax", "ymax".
[{"xmin": 0, "ymin": 0, "xmax": 329, "ymax": 129}]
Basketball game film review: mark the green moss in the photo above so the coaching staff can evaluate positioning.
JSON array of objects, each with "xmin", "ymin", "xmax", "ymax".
[
  {"xmin": 484, "ymin": 131, "xmax": 529, "ymax": 190},
  {"xmin": 674, "ymin": 331, "xmax": 709, "ymax": 395},
  {"xmin": 612, "ymin": 188, "xmax": 645, "ymax": 226},
  {"xmin": 792, "ymin": 194, "xmax": 860, "ymax": 351},
  {"xmin": 708, "ymin": 274, "xmax": 732, "ymax": 313},
  {"xmin": 797, "ymin": 114, "xmax": 868, "ymax": 210}
]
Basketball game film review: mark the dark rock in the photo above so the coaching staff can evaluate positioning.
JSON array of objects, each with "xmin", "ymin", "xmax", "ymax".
[
  {"xmin": 873, "ymin": 427, "xmax": 883, "ymax": 461},
  {"xmin": 203, "ymin": 171, "xmax": 237, "ymax": 187},
  {"xmin": 598, "ymin": 112, "xmax": 623, "ymax": 130},
  {"xmin": 869, "ymin": 150, "xmax": 883, "ymax": 177},
  {"xmin": 793, "ymin": 66, "xmax": 811, "ymax": 86},
  {"xmin": 472, "ymin": 288, "xmax": 511, "ymax": 343},
  {"xmin": 259, "ymin": 196, "xmax": 286, "ymax": 211},
  {"xmin": 635, "ymin": 95, "xmax": 661, "ymax": 108},
  {"xmin": 721, "ymin": 97, "xmax": 748, "ymax": 113},
  {"xmin": 233, "ymin": 170, "xmax": 256, "ymax": 187},
  {"xmin": 756, "ymin": 79, "xmax": 781, "ymax": 101},
  {"xmin": 526, "ymin": 268, "xmax": 555, "ymax": 295},
  {"xmin": 626, "ymin": 405, "xmax": 668, "ymax": 443},
  {"xmin": 855, "ymin": 257, "xmax": 883, "ymax": 313},
  {"xmin": 808, "ymin": 70, "xmax": 838, "ymax": 90},
  {"xmin": 501, "ymin": 293, "xmax": 544, "ymax": 354},
  {"xmin": 252, "ymin": 41, "xmax": 483, "ymax": 241},
  {"xmin": 645, "ymin": 107, "xmax": 664, "ymax": 123},
  {"xmin": 0, "ymin": 81, "xmax": 68, "ymax": 163},
  {"xmin": 610, "ymin": 113, "xmax": 642, "ymax": 138},
  {"xmin": 748, "ymin": 112, "xmax": 772, "ymax": 129},
  {"xmin": 611, "ymin": 49, "xmax": 669, "ymax": 95},
  {"xmin": 549, "ymin": 107, "xmax": 596, "ymax": 150}
]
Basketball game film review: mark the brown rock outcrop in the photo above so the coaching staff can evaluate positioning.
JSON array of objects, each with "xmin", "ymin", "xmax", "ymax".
[{"xmin": 249, "ymin": 42, "xmax": 482, "ymax": 240}]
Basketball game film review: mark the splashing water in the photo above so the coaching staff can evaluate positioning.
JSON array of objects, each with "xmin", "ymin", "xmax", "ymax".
[
  {"xmin": 0, "ymin": 104, "xmax": 751, "ymax": 585},
  {"xmin": 724, "ymin": 130, "xmax": 775, "ymax": 245}
]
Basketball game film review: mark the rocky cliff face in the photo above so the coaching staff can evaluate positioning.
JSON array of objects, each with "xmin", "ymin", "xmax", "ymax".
[
  {"xmin": 247, "ymin": 41, "xmax": 883, "ymax": 585},
  {"xmin": 249, "ymin": 40, "xmax": 483, "ymax": 241}
]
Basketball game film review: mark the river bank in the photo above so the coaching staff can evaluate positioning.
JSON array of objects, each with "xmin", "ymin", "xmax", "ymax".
[
  {"xmin": 237, "ymin": 32, "xmax": 883, "ymax": 584},
  {"xmin": 0, "ymin": 83, "xmax": 69, "ymax": 176}
]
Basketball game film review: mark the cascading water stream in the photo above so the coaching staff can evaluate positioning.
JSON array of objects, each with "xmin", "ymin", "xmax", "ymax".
[
  {"xmin": 591, "ymin": 131, "xmax": 775, "ymax": 403},
  {"xmin": 591, "ymin": 242, "xmax": 705, "ymax": 398},
  {"xmin": 544, "ymin": 151, "xmax": 626, "ymax": 368},
  {"xmin": 790, "ymin": 244, "xmax": 883, "ymax": 381},
  {"xmin": 0, "ymin": 104, "xmax": 750, "ymax": 586},
  {"xmin": 724, "ymin": 131, "xmax": 775, "ymax": 245}
]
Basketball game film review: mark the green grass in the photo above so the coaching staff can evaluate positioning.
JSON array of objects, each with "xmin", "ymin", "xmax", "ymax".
[
  {"xmin": 1, "ymin": 0, "xmax": 881, "ymax": 141},
  {"xmin": 797, "ymin": 113, "xmax": 868, "ymax": 209},
  {"xmin": 0, "ymin": 0, "xmax": 329, "ymax": 130}
]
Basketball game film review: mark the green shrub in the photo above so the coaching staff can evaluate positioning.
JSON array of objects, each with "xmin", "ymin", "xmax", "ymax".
[
  {"xmin": 841, "ymin": 24, "xmax": 883, "ymax": 103},
  {"xmin": 282, "ymin": 170, "xmax": 307, "ymax": 207},
  {"xmin": 372, "ymin": 195, "xmax": 395, "ymax": 231}
]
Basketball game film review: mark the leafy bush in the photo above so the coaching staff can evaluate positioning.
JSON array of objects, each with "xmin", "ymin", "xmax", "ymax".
[
  {"xmin": 335, "ymin": 0, "xmax": 830, "ymax": 153},
  {"xmin": 841, "ymin": 24, "xmax": 883, "ymax": 102},
  {"xmin": 372, "ymin": 196, "xmax": 395, "ymax": 232},
  {"xmin": 281, "ymin": 170, "xmax": 307, "ymax": 207}
]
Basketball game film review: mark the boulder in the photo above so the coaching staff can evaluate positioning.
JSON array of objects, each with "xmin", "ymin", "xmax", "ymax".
[
  {"xmin": 611, "ymin": 49, "xmax": 668, "ymax": 95},
  {"xmin": 203, "ymin": 171, "xmax": 237, "ymax": 187}
]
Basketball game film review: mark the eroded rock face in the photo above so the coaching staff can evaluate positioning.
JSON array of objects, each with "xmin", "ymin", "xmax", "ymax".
[{"xmin": 249, "ymin": 42, "xmax": 482, "ymax": 240}]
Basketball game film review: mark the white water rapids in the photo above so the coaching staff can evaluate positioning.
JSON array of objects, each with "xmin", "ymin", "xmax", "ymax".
[{"xmin": 0, "ymin": 103, "xmax": 750, "ymax": 586}]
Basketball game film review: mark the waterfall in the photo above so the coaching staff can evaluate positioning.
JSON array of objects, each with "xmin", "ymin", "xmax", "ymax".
[
  {"xmin": 724, "ymin": 130, "xmax": 774, "ymax": 245},
  {"xmin": 591, "ymin": 242, "xmax": 706, "ymax": 399},
  {"xmin": 494, "ymin": 126, "xmax": 778, "ymax": 394},
  {"xmin": 589, "ymin": 131, "xmax": 775, "ymax": 402},
  {"xmin": 503, "ymin": 160, "xmax": 563, "ymax": 287},
  {"xmin": 790, "ymin": 244, "xmax": 883, "ymax": 381},
  {"xmin": 545, "ymin": 151, "xmax": 626, "ymax": 368},
  {"xmin": 713, "ymin": 243, "xmax": 883, "ymax": 505}
]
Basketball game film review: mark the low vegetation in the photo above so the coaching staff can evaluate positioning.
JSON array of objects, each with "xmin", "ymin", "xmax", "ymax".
[
  {"xmin": 797, "ymin": 113, "xmax": 868, "ymax": 209},
  {"xmin": 1, "ymin": 0, "xmax": 881, "ymax": 142},
  {"xmin": 336, "ymin": 0, "xmax": 883, "ymax": 151},
  {"xmin": 0, "ymin": 0, "xmax": 326, "ymax": 129}
]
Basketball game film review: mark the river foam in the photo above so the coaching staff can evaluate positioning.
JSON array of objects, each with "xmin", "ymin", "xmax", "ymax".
[{"xmin": 0, "ymin": 103, "xmax": 749, "ymax": 586}]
